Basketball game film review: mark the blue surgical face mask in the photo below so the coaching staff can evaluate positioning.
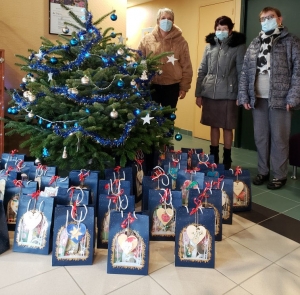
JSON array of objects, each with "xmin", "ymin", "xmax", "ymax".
[
  {"xmin": 261, "ymin": 17, "xmax": 278, "ymax": 32},
  {"xmin": 215, "ymin": 30, "xmax": 229, "ymax": 41},
  {"xmin": 159, "ymin": 19, "xmax": 173, "ymax": 32}
]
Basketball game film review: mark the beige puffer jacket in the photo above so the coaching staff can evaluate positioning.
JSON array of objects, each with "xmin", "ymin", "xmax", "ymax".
[{"xmin": 138, "ymin": 24, "xmax": 193, "ymax": 92}]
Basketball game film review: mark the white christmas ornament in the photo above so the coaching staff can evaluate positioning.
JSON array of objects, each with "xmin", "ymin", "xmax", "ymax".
[
  {"xmin": 28, "ymin": 93, "xmax": 36, "ymax": 102},
  {"xmin": 141, "ymin": 113, "xmax": 154, "ymax": 125},
  {"xmin": 62, "ymin": 147, "xmax": 67, "ymax": 159},
  {"xmin": 48, "ymin": 73, "xmax": 53, "ymax": 81},
  {"xmin": 22, "ymin": 77, "xmax": 27, "ymax": 83},
  {"xmin": 30, "ymin": 77, "xmax": 36, "ymax": 82},
  {"xmin": 140, "ymin": 70, "xmax": 148, "ymax": 80},
  {"xmin": 81, "ymin": 75, "xmax": 90, "ymax": 84},
  {"xmin": 117, "ymin": 48, "xmax": 124, "ymax": 55},
  {"xmin": 28, "ymin": 110, "xmax": 34, "ymax": 118},
  {"xmin": 23, "ymin": 91, "xmax": 30, "ymax": 98},
  {"xmin": 110, "ymin": 109, "xmax": 118, "ymax": 119}
]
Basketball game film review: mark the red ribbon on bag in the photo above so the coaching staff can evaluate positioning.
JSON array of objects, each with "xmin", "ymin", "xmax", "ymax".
[
  {"xmin": 213, "ymin": 176, "xmax": 224, "ymax": 189},
  {"xmin": 71, "ymin": 202, "xmax": 77, "ymax": 218},
  {"xmin": 235, "ymin": 166, "xmax": 242, "ymax": 176},
  {"xmin": 185, "ymin": 167, "xmax": 200, "ymax": 174},
  {"xmin": 10, "ymin": 149, "xmax": 18, "ymax": 156},
  {"xmin": 49, "ymin": 175, "xmax": 60, "ymax": 185},
  {"xmin": 16, "ymin": 160, "xmax": 24, "ymax": 172},
  {"xmin": 151, "ymin": 168, "xmax": 165, "ymax": 180},
  {"xmin": 190, "ymin": 197, "xmax": 202, "ymax": 215},
  {"xmin": 5, "ymin": 166, "xmax": 14, "ymax": 175},
  {"xmin": 78, "ymin": 169, "xmax": 89, "ymax": 182},
  {"xmin": 107, "ymin": 188, "xmax": 124, "ymax": 204},
  {"xmin": 13, "ymin": 180, "xmax": 23, "ymax": 188},
  {"xmin": 30, "ymin": 190, "xmax": 41, "ymax": 199},
  {"xmin": 114, "ymin": 166, "xmax": 121, "ymax": 173},
  {"xmin": 121, "ymin": 212, "xmax": 135, "ymax": 229},
  {"xmin": 159, "ymin": 188, "xmax": 170, "ymax": 203}
]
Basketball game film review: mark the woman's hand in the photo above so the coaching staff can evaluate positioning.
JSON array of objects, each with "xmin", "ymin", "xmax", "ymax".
[
  {"xmin": 243, "ymin": 103, "xmax": 251, "ymax": 110},
  {"xmin": 179, "ymin": 90, "xmax": 186, "ymax": 99},
  {"xmin": 196, "ymin": 97, "xmax": 202, "ymax": 108}
]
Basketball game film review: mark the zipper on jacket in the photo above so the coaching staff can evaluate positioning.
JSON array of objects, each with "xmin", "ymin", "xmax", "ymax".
[{"xmin": 213, "ymin": 44, "xmax": 222, "ymax": 99}]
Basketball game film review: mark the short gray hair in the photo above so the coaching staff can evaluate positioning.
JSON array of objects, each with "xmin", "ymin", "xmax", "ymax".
[{"xmin": 157, "ymin": 8, "xmax": 174, "ymax": 22}]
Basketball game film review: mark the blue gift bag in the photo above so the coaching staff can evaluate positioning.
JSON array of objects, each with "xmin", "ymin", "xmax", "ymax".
[
  {"xmin": 188, "ymin": 188, "xmax": 222, "ymax": 241},
  {"xmin": 97, "ymin": 193, "xmax": 135, "ymax": 249},
  {"xmin": 141, "ymin": 167, "xmax": 172, "ymax": 211},
  {"xmin": 223, "ymin": 167, "xmax": 252, "ymax": 212},
  {"xmin": 204, "ymin": 176, "xmax": 233, "ymax": 224},
  {"xmin": 175, "ymin": 206, "xmax": 215, "ymax": 268},
  {"xmin": 4, "ymin": 180, "xmax": 38, "ymax": 231},
  {"xmin": 13, "ymin": 194, "xmax": 54, "ymax": 254},
  {"xmin": 52, "ymin": 205, "xmax": 95, "ymax": 266},
  {"xmin": 1, "ymin": 152, "xmax": 25, "ymax": 169},
  {"xmin": 148, "ymin": 189, "xmax": 182, "ymax": 241},
  {"xmin": 39, "ymin": 176, "xmax": 70, "ymax": 197},
  {"xmin": 107, "ymin": 211, "xmax": 149, "ymax": 275},
  {"xmin": 55, "ymin": 186, "xmax": 91, "ymax": 206},
  {"xmin": 0, "ymin": 200, "xmax": 10, "ymax": 255},
  {"xmin": 105, "ymin": 166, "xmax": 133, "ymax": 195},
  {"xmin": 6, "ymin": 160, "xmax": 35, "ymax": 180},
  {"xmin": 27, "ymin": 164, "xmax": 57, "ymax": 182},
  {"xmin": 176, "ymin": 170, "xmax": 205, "ymax": 205},
  {"xmin": 69, "ymin": 170, "xmax": 99, "ymax": 208}
]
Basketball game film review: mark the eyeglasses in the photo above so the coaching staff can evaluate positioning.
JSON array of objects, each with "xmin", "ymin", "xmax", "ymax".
[{"xmin": 259, "ymin": 15, "xmax": 277, "ymax": 22}]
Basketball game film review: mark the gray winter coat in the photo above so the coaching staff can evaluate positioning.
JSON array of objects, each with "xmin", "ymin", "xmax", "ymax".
[
  {"xmin": 238, "ymin": 27, "xmax": 300, "ymax": 109},
  {"xmin": 195, "ymin": 32, "xmax": 246, "ymax": 100}
]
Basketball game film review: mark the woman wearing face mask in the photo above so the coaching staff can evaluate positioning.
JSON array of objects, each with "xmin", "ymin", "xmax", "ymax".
[
  {"xmin": 238, "ymin": 7, "xmax": 300, "ymax": 189},
  {"xmin": 195, "ymin": 16, "xmax": 246, "ymax": 169},
  {"xmin": 138, "ymin": 8, "xmax": 193, "ymax": 109}
]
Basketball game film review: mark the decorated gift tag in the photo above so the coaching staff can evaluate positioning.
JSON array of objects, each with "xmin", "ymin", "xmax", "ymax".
[
  {"xmin": 149, "ymin": 189, "xmax": 182, "ymax": 241},
  {"xmin": 107, "ymin": 211, "xmax": 149, "ymax": 275}
]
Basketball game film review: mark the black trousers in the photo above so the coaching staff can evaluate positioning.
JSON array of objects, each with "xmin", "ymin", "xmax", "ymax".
[{"xmin": 150, "ymin": 83, "xmax": 180, "ymax": 109}]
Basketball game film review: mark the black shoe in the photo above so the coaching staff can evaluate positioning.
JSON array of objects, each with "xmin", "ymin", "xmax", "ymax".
[
  {"xmin": 252, "ymin": 174, "xmax": 269, "ymax": 185},
  {"xmin": 267, "ymin": 178, "xmax": 287, "ymax": 190}
]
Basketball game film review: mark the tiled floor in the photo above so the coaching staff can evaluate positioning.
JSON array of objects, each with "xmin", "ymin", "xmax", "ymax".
[{"xmin": 1, "ymin": 135, "xmax": 300, "ymax": 295}]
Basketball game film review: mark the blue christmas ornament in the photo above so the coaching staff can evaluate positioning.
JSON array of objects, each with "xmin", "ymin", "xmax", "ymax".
[
  {"xmin": 170, "ymin": 113, "xmax": 176, "ymax": 121},
  {"xmin": 111, "ymin": 32, "xmax": 116, "ymax": 38},
  {"xmin": 80, "ymin": 35, "xmax": 85, "ymax": 41},
  {"xmin": 70, "ymin": 38, "xmax": 79, "ymax": 46},
  {"xmin": 175, "ymin": 133, "xmax": 183, "ymax": 141},
  {"xmin": 74, "ymin": 122, "xmax": 78, "ymax": 128},
  {"xmin": 117, "ymin": 79, "xmax": 124, "ymax": 87},
  {"xmin": 110, "ymin": 13, "xmax": 117, "ymax": 21},
  {"xmin": 27, "ymin": 73, "xmax": 34, "ymax": 77},
  {"xmin": 42, "ymin": 147, "xmax": 50, "ymax": 157},
  {"xmin": 7, "ymin": 108, "xmax": 12, "ymax": 114},
  {"xmin": 133, "ymin": 108, "xmax": 141, "ymax": 116},
  {"xmin": 63, "ymin": 123, "xmax": 67, "ymax": 129},
  {"xmin": 132, "ymin": 62, "xmax": 138, "ymax": 68},
  {"xmin": 101, "ymin": 57, "xmax": 108, "ymax": 63},
  {"xmin": 46, "ymin": 122, "xmax": 52, "ymax": 128},
  {"xmin": 11, "ymin": 108, "xmax": 18, "ymax": 114},
  {"xmin": 20, "ymin": 83, "xmax": 26, "ymax": 89},
  {"xmin": 50, "ymin": 57, "xmax": 58, "ymax": 64},
  {"xmin": 85, "ymin": 108, "xmax": 90, "ymax": 113},
  {"xmin": 38, "ymin": 118, "xmax": 43, "ymax": 124}
]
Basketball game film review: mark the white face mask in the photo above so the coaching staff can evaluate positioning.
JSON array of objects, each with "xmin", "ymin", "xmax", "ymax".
[
  {"xmin": 159, "ymin": 19, "xmax": 173, "ymax": 32},
  {"xmin": 215, "ymin": 30, "xmax": 229, "ymax": 41},
  {"xmin": 261, "ymin": 18, "xmax": 278, "ymax": 32}
]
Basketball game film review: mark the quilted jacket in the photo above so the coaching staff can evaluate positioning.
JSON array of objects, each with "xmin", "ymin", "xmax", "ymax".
[
  {"xmin": 238, "ymin": 27, "xmax": 300, "ymax": 109},
  {"xmin": 195, "ymin": 31, "xmax": 246, "ymax": 100}
]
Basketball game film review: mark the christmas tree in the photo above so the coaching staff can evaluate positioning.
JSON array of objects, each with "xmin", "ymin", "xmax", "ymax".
[{"xmin": 4, "ymin": 2, "xmax": 175, "ymax": 171}]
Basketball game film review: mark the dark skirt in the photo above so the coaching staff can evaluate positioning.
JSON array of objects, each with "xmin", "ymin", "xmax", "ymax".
[{"xmin": 201, "ymin": 97, "xmax": 238, "ymax": 129}]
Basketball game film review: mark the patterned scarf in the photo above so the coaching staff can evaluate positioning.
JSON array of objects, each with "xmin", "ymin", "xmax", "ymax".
[{"xmin": 257, "ymin": 26, "xmax": 283, "ymax": 76}]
